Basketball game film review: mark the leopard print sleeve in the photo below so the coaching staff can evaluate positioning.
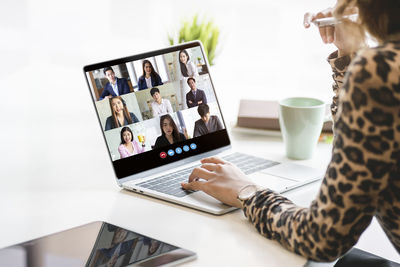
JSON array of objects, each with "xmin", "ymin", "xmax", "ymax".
[
  {"xmin": 327, "ymin": 50, "xmax": 353, "ymax": 122},
  {"xmin": 242, "ymin": 43, "xmax": 400, "ymax": 262}
]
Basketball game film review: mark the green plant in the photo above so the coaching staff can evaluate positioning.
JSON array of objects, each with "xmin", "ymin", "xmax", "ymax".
[{"xmin": 168, "ymin": 15, "xmax": 220, "ymax": 66}]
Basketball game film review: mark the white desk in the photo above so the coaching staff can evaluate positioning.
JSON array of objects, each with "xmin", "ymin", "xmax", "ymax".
[{"xmin": 1, "ymin": 125, "xmax": 399, "ymax": 266}]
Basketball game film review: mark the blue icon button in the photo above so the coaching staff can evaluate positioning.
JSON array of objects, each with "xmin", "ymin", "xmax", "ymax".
[
  {"xmin": 175, "ymin": 147, "xmax": 182, "ymax": 154},
  {"xmin": 190, "ymin": 143, "xmax": 197, "ymax": 150},
  {"xmin": 183, "ymin": 145, "xmax": 190, "ymax": 152},
  {"xmin": 167, "ymin": 149, "xmax": 175, "ymax": 156}
]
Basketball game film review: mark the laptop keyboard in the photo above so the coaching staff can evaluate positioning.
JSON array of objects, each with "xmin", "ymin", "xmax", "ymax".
[{"xmin": 136, "ymin": 152, "xmax": 279, "ymax": 198}]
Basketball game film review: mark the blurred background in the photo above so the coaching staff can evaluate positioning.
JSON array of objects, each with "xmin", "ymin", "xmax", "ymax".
[{"xmin": 0, "ymin": 0, "xmax": 335, "ymax": 190}]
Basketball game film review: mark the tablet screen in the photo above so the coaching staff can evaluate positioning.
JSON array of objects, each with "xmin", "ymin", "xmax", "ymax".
[
  {"xmin": 0, "ymin": 221, "xmax": 196, "ymax": 267},
  {"xmin": 84, "ymin": 42, "xmax": 230, "ymax": 178}
]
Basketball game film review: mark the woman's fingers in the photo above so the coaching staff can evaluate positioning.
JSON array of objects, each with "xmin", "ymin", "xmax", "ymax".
[
  {"xmin": 200, "ymin": 163, "xmax": 221, "ymax": 172},
  {"xmin": 325, "ymin": 26, "xmax": 335, "ymax": 43},
  {"xmin": 200, "ymin": 156, "xmax": 227, "ymax": 165},
  {"xmin": 181, "ymin": 180, "xmax": 205, "ymax": 191},
  {"xmin": 188, "ymin": 167, "xmax": 214, "ymax": 182},
  {"xmin": 303, "ymin": 12, "xmax": 313, "ymax": 28},
  {"xmin": 315, "ymin": 12, "xmax": 330, "ymax": 43}
]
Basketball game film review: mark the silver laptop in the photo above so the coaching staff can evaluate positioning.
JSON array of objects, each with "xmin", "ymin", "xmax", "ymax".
[{"xmin": 83, "ymin": 41, "xmax": 324, "ymax": 215}]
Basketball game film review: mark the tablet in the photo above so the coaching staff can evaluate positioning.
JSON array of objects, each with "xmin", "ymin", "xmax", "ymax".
[{"xmin": 0, "ymin": 221, "xmax": 196, "ymax": 266}]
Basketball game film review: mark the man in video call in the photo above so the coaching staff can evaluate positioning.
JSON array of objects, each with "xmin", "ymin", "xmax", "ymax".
[
  {"xmin": 99, "ymin": 67, "xmax": 131, "ymax": 100},
  {"xmin": 150, "ymin": 87, "xmax": 173, "ymax": 117},
  {"xmin": 186, "ymin": 77, "xmax": 207, "ymax": 108},
  {"xmin": 193, "ymin": 104, "xmax": 223, "ymax": 137}
]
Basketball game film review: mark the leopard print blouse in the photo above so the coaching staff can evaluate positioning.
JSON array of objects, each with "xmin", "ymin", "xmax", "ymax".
[{"xmin": 242, "ymin": 41, "xmax": 400, "ymax": 261}]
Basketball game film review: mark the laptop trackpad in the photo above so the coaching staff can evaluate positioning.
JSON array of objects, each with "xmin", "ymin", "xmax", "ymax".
[
  {"xmin": 184, "ymin": 191, "xmax": 235, "ymax": 214},
  {"xmin": 262, "ymin": 163, "xmax": 325, "ymax": 182},
  {"xmin": 248, "ymin": 172, "xmax": 298, "ymax": 192}
]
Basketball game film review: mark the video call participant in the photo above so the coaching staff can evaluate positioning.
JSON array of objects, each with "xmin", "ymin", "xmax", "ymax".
[
  {"xmin": 137, "ymin": 60, "xmax": 163, "ymax": 90},
  {"xmin": 193, "ymin": 104, "xmax": 223, "ymax": 137},
  {"xmin": 154, "ymin": 114, "xmax": 186, "ymax": 148},
  {"xmin": 179, "ymin": 49, "xmax": 199, "ymax": 78},
  {"xmin": 118, "ymin": 127, "xmax": 145, "ymax": 159},
  {"xmin": 186, "ymin": 77, "xmax": 207, "ymax": 108},
  {"xmin": 150, "ymin": 88, "xmax": 173, "ymax": 117},
  {"xmin": 105, "ymin": 96, "xmax": 139, "ymax": 131},
  {"xmin": 100, "ymin": 67, "xmax": 131, "ymax": 100}
]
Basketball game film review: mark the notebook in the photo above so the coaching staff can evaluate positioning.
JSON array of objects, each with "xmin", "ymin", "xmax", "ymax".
[{"xmin": 83, "ymin": 41, "xmax": 324, "ymax": 215}]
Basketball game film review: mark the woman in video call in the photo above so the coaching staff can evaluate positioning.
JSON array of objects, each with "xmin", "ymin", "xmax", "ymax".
[
  {"xmin": 105, "ymin": 96, "xmax": 139, "ymax": 131},
  {"xmin": 137, "ymin": 60, "xmax": 163, "ymax": 90},
  {"xmin": 118, "ymin": 127, "xmax": 145, "ymax": 158},
  {"xmin": 154, "ymin": 114, "xmax": 186, "ymax": 148},
  {"xmin": 179, "ymin": 49, "xmax": 198, "ymax": 78},
  {"xmin": 182, "ymin": 0, "xmax": 400, "ymax": 263}
]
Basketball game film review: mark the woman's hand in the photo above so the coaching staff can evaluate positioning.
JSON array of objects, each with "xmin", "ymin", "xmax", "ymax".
[
  {"xmin": 304, "ymin": 8, "xmax": 335, "ymax": 44},
  {"xmin": 304, "ymin": 7, "xmax": 363, "ymax": 57},
  {"xmin": 181, "ymin": 157, "xmax": 255, "ymax": 208}
]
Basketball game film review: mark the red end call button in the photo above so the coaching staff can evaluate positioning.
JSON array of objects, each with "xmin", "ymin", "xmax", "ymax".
[{"xmin": 160, "ymin": 152, "xmax": 167, "ymax": 159}]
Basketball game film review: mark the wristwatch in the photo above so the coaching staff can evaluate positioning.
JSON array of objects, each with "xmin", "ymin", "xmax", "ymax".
[{"xmin": 237, "ymin": 184, "xmax": 259, "ymax": 202}]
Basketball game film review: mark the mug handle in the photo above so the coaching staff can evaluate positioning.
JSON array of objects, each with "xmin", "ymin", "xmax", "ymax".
[{"xmin": 324, "ymin": 103, "xmax": 332, "ymax": 122}]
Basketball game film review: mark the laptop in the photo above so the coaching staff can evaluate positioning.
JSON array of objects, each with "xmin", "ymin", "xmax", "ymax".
[{"xmin": 83, "ymin": 41, "xmax": 324, "ymax": 215}]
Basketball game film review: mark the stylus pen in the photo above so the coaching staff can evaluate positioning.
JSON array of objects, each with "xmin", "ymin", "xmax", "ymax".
[{"xmin": 312, "ymin": 14, "xmax": 358, "ymax": 27}]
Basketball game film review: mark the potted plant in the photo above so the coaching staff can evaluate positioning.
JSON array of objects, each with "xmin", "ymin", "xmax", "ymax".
[{"xmin": 168, "ymin": 15, "xmax": 220, "ymax": 66}]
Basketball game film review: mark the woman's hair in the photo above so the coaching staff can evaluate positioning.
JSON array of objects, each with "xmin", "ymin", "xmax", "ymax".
[
  {"xmin": 120, "ymin": 126, "xmax": 133, "ymax": 145},
  {"xmin": 335, "ymin": 0, "xmax": 400, "ymax": 42},
  {"xmin": 109, "ymin": 96, "xmax": 132, "ymax": 128},
  {"xmin": 179, "ymin": 50, "xmax": 190, "ymax": 77},
  {"xmin": 159, "ymin": 114, "xmax": 181, "ymax": 142},
  {"xmin": 142, "ymin": 60, "xmax": 161, "ymax": 82}
]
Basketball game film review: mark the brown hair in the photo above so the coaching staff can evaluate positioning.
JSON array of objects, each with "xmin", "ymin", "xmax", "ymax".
[
  {"xmin": 109, "ymin": 96, "xmax": 132, "ymax": 128},
  {"xmin": 159, "ymin": 114, "xmax": 181, "ymax": 142},
  {"xmin": 335, "ymin": 0, "xmax": 400, "ymax": 42}
]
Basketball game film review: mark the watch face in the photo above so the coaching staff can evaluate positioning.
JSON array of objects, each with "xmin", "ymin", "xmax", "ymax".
[{"xmin": 238, "ymin": 185, "xmax": 258, "ymax": 200}]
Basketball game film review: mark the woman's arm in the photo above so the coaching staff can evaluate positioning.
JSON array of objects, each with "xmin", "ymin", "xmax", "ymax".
[
  {"xmin": 183, "ymin": 49, "xmax": 397, "ymax": 261},
  {"xmin": 118, "ymin": 145, "xmax": 129, "ymax": 158},
  {"xmin": 105, "ymin": 117, "xmax": 113, "ymax": 131},
  {"xmin": 155, "ymin": 73, "xmax": 163, "ymax": 86},
  {"xmin": 130, "ymin": 112, "xmax": 139, "ymax": 123},
  {"xmin": 188, "ymin": 61, "xmax": 199, "ymax": 77},
  {"xmin": 134, "ymin": 140, "xmax": 145, "ymax": 154}
]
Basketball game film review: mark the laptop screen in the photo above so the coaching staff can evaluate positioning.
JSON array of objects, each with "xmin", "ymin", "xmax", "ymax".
[{"xmin": 84, "ymin": 42, "xmax": 230, "ymax": 178}]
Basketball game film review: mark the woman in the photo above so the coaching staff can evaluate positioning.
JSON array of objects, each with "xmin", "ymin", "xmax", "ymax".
[
  {"xmin": 154, "ymin": 114, "xmax": 186, "ymax": 148},
  {"xmin": 105, "ymin": 96, "xmax": 139, "ymax": 131},
  {"xmin": 118, "ymin": 127, "xmax": 145, "ymax": 158},
  {"xmin": 179, "ymin": 49, "xmax": 198, "ymax": 78},
  {"xmin": 182, "ymin": 0, "xmax": 400, "ymax": 262},
  {"xmin": 137, "ymin": 60, "xmax": 163, "ymax": 90}
]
